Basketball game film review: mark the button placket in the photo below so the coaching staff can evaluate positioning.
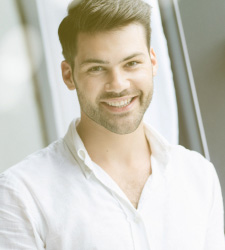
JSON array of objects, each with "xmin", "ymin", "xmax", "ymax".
[{"xmin": 128, "ymin": 212, "xmax": 151, "ymax": 250}]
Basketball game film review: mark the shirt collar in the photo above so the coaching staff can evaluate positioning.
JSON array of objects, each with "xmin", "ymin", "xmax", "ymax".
[
  {"xmin": 144, "ymin": 123, "xmax": 171, "ymax": 175},
  {"xmin": 64, "ymin": 118, "xmax": 94, "ymax": 179},
  {"xmin": 64, "ymin": 118, "xmax": 171, "ymax": 179}
]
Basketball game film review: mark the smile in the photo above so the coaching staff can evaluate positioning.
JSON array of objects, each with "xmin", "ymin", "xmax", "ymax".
[{"xmin": 105, "ymin": 98, "xmax": 132, "ymax": 108}]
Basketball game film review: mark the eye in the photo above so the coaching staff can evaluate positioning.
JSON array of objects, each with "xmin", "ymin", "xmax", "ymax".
[
  {"xmin": 88, "ymin": 66, "xmax": 104, "ymax": 73},
  {"xmin": 125, "ymin": 61, "xmax": 140, "ymax": 67}
]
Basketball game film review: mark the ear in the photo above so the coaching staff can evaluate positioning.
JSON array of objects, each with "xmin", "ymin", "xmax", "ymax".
[
  {"xmin": 150, "ymin": 47, "xmax": 158, "ymax": 77},
  {"xmin": 61, "ymin": 60, "xmax": 76, "ymax": 90}
]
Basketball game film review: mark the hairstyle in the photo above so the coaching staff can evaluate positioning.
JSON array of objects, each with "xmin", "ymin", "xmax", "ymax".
[{"xmin": 58, "ymin": 0, "xmax": 152, "ymax": 67}]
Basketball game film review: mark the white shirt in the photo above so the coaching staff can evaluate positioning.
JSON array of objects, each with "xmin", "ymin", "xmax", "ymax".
[{"xmin": 0, "ymin": 119, "xmax": 224, "ymax": 250}]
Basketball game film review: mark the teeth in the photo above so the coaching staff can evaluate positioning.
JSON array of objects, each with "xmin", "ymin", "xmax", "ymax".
[{"xmin": 106, "ymin": 98, "xmax": 132, "ymax": 107}]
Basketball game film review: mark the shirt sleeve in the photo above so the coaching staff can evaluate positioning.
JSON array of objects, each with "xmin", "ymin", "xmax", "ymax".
[
  {"xmin": 0, "ymin": 172, "xmax": 44, "ymax": 250},
  {"xmin": 203, "ymin": 164, "xmax": 225, "ymax": 250}
]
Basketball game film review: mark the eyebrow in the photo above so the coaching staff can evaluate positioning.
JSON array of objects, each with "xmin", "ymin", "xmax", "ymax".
[
  {"xmin": 79, "ymin": 52, "xmax": 144, "ymax": 67},
  {"xmin": 80, "ymin": 59, "xmax": 110, "ymax": 67},
  {"xmin": 121, "ymin": 53, "xmax": 144, "ymax": 63}
]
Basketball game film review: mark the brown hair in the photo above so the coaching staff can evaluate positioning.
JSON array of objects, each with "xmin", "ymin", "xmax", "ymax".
[{"xmin": 58, "ymin": 0, "xmax": 152, "ymax": 67}]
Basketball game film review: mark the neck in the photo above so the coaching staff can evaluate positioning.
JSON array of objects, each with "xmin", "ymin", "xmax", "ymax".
[{"xmin": 76, "ymin": 114, "xmax": 151, "ymax": 169}]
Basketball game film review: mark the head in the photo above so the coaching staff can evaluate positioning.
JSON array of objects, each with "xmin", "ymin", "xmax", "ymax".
[
  {"xmin": 58, "ymin": 0, "xmax": 152, "ymax": 69},
  {"xmin": 59, "ymin": 0, "xmax": 157, "ymax": 135}
]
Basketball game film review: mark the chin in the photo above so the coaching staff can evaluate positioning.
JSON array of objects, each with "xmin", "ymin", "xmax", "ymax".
[{"xmin": 98, "ymin": 117, "xmax": 143, "ymax": 135}]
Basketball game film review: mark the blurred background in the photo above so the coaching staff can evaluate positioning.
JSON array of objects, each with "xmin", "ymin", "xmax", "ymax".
[{"xmin": 0, "ymin": 0, "xmax": 225, "ymax": 216}]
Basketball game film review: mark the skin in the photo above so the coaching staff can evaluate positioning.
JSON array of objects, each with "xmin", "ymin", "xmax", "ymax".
[{"xmin": 61, "ymin": 23, "xmax": 158, "ymax": 208}]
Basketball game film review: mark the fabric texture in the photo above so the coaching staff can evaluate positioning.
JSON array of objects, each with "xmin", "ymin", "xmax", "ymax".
[{"xmin": 0, "ymin": 119, "xmax": 224, "ymax": 250}]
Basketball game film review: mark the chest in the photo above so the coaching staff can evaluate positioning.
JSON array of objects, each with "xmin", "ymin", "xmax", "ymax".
[
  {"xmin": 111, "ymin": 165, "xmax": 151, "ymax": 208},
  {"xmin": 44, "ymin": 180, "xmax": 207, "ymax": 250},
  {"xmin": 120, "ymin": 181, "xmax": 145, "ymax": 208}
]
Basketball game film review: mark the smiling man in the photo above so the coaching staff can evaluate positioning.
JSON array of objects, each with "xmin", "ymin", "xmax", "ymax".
[{"xmin": 0, "ymin": 0, "xmax": 225, "ymax": 249}]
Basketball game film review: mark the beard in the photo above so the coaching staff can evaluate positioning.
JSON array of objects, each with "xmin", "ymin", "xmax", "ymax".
[{"xmin": 75, "ymin": 86, "xmax": 153, "ymax": 135}]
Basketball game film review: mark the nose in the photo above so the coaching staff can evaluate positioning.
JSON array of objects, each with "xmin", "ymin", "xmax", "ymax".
[{"xmin": 105, "ymin": 68, "xmax": 130, "ymax": 93}]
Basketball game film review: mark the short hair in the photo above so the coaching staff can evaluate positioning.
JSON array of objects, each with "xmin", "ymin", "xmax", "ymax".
[{"xmin": 58, "ymin": 0, "xmax": 152, "ymax": 67}]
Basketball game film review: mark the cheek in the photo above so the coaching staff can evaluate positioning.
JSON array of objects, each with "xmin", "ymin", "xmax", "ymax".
[
  {"xmin": 84, "ymin": 77, "xmax": 104, "ymax": 94},
  {"xmin": 76, "ymin": 74, "xmax": 105, "ymax": 101},
  {"xmin": 131, "ymin": 68, "xmax": 153, "ymax": 87}
]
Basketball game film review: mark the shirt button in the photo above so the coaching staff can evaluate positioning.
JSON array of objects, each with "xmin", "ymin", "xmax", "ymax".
[{"xmin": 78, "ymin": 149, "xmax": 86, "ymax": 160}]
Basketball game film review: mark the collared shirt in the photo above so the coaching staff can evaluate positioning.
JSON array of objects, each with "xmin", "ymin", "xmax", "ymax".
[{"xmin": 0, "ymin": 119, "xmax": 224, "ymax": 250}]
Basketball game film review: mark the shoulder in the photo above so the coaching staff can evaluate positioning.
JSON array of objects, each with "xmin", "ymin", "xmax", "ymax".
[
  {"xmin": 2, "ymin": 138, "xmax": 64, "ymax": 173},
  {"xmin": 0, "ymin": 137, "xmax": 85, "ymax": 223},
  {"xmin": 167, "ymin": 144, "xmax": 220, "ymax": 199},
  {"xmin": 0, "ymin": 138, "xmax": 80, "ymax": 190},
  {"xmin": 145, "ymin": 122, "xmax": 218, "ymax": 188},
  {"xmin": 169, "ymin": 144, "xmax": 213, "ymax": 173}
]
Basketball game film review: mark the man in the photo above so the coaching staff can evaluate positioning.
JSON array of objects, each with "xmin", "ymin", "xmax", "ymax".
[{"xmin": 0, "ymin": 0, "xmax": 224, "ymax": 249}]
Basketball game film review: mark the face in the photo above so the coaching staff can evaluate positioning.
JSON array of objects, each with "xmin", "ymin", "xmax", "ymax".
[{"xmin": 62, "ymin": 23, "xmax": 157, "ymax": 134}]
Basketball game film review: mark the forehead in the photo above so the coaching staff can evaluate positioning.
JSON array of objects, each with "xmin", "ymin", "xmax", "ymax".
[{"xmin": 75, "ymin": 23, "xmax": 149, "ymax": 63}]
